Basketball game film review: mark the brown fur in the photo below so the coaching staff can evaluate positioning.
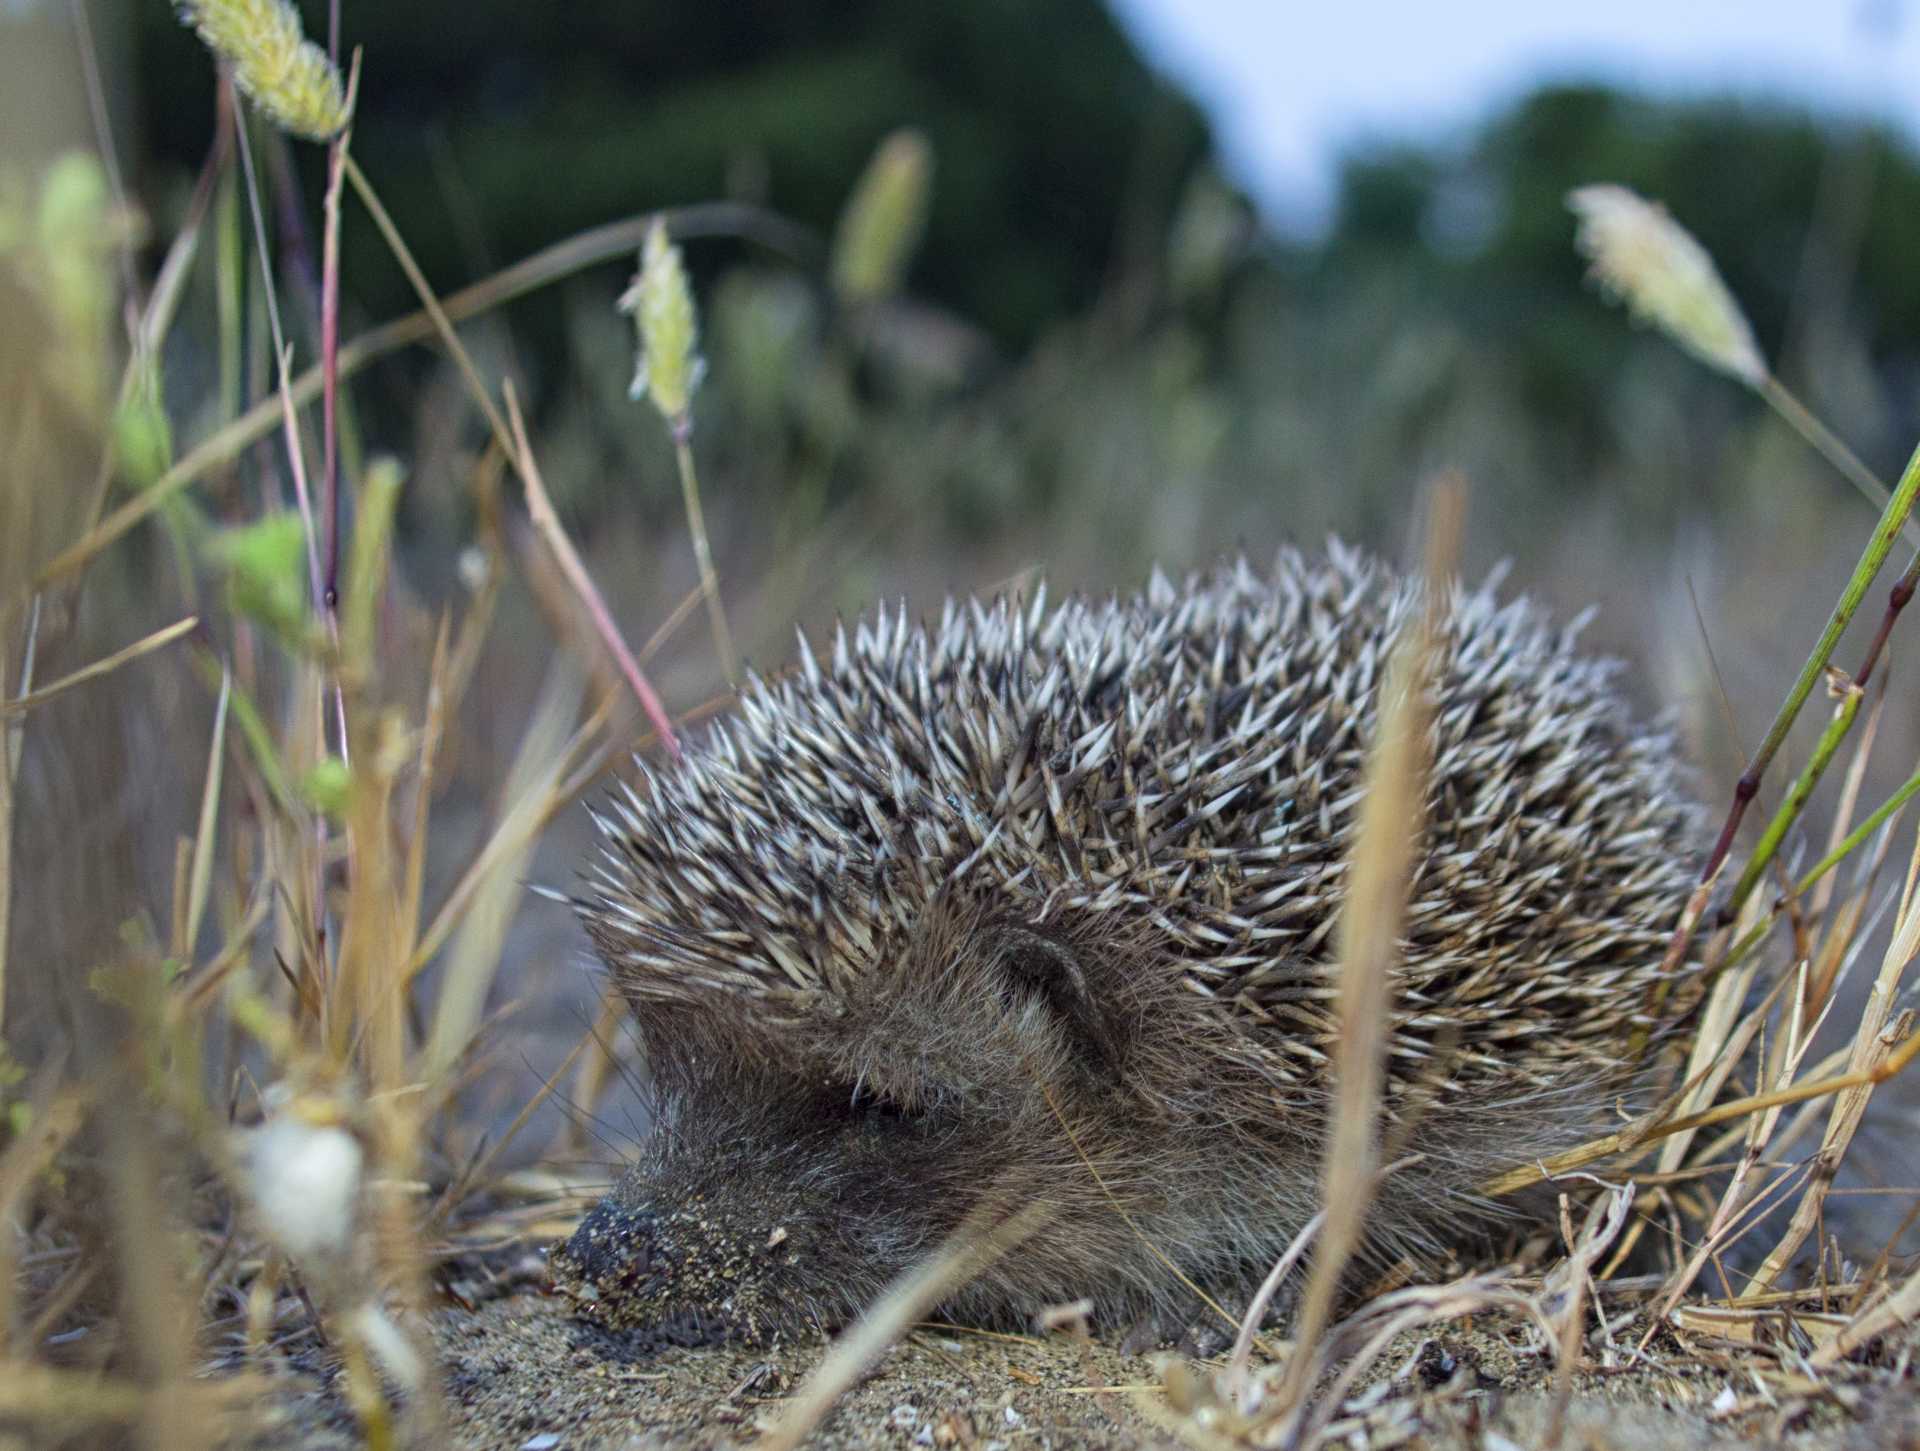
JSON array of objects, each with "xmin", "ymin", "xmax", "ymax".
[{"xmin": 551, "ymin": 547, "xmax": 1701, "ymax": 1341}]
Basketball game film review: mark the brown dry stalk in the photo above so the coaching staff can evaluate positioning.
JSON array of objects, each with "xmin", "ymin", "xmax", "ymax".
[
  {"xmin": 334, "ymin": 713, "xmax": 408, "ymax": 1082},
  {"xmin": 1651, "ymin": 895, "xmax": 1774, "ymax": 1182},
  {"xmin": 401, "ymin": 617, "xmax": 453, "ymax": 946},
  {"xmin": 1807, "ymin": 685, "xmax": 1889, "ymax": 1007},
  {"xmin": 1486, "ymin": 1004, "xmax": 1920, "ymax": 1202},
  {"xmin": 319, "ymin": 54, "xmax": 362, "ymax": 603},
  {"xmin": 406, "ymin": 693, "xmax": 614, "ymax": 982},
  {"xmin": 1542, "ymin": 1187, "xmax": 1633, "ymax": 1450},
  {"xmin": 428, "ymin": 1029, "xmax": 595, "ymax": 1232},
  {"xmin": 1274, "ymin": 475, "xmax": 1462, "ymax": 1414}
]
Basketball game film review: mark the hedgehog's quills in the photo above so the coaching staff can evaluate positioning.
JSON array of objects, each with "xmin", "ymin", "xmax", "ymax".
[{"xmin": 551, "ymin": 546, "xmax": 1701, "ymax": 1343}]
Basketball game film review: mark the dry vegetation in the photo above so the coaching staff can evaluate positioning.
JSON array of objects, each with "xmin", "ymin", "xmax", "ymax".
[{"xmin": 4, "ymin": 5, "xmax": 1920, "ymax": 1449}]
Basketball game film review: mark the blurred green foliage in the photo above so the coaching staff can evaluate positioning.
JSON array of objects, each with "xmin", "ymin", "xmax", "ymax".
[
  {"xmin": 122, "ymin": 0, "xmax": 1920, "ymax": 578},
  {"xmin": 133, "ymin": 0, "xmax": 1207, "ymax": 345},
  {"xmin": 509, "ymin": 80, "xmax": 1920, "ymax": 574}
]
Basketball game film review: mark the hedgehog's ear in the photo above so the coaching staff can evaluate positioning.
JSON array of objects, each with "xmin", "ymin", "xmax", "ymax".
[{"xmin": 987, "ymin": 923, "xmax": 1125, "ymax": 1077}]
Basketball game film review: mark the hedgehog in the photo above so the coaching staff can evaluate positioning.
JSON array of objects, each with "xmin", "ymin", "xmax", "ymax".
[{"xmin": 551, "ymin": 544, "xmax": 1700, "ymax": 1344}]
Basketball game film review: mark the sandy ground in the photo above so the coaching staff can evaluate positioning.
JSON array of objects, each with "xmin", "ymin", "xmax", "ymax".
[{"xmin": 213, "ymin": 1280, "xmax": 1914, "ymax": 1451}]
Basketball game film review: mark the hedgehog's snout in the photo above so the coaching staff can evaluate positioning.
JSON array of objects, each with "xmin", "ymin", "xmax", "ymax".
[{"xmin": 551, "ymin": 1196, "xmax": 661, "ymax": 1309}]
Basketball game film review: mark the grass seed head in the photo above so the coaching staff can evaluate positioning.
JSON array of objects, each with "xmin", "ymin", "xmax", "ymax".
[
  {"xmin": 1568, "ymin": 183, "xmax": 1765, "ymax": 387},
  {"xmin": 176, "ymin": 0, "xmax": 350, "ymax": 141},
  {"xmin": 619, "ymin": 218, "xmax": 704, "ymax": 429},
  {"xmin": 830, "ymin": 129, "xmax": 934, "ymax": 305}
]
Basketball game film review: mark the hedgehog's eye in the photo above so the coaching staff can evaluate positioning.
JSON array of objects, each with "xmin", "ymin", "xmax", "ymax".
[{"xmin": 823, "ymin": 1079, "xmax": 917, "ymax": 1127}]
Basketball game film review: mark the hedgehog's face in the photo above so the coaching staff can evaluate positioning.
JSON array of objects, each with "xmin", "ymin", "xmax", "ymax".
[{"xmin": 551, "ymin": 902, "xmax": 1181, "ymax": 1343}]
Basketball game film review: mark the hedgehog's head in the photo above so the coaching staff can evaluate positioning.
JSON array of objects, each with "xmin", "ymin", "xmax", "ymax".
[{"xmin": 549, "ymin": 889, "xmax": 1241, "ymax": 1342}]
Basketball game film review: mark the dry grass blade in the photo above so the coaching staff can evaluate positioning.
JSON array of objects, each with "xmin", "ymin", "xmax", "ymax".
[
  {"xmin": 333, "ymin": 722, "xmax": 407, "ymax": 1082},
  {"xmin": 408, "ymin": 694, "xmax": 613, "ymax": 980},
  {"xmin": 105, "ymin": 1100, "xmax": 198, "ymax": 1448},
  {"xmin": 1814, "ymin": 1255, "xmax": 1920, "ymax": 1366},
  {"xmin": 1273, "ymin": 475, "xmax": 1461, "ymax": 1419},
  {"xmin": 1809, "ymin": 679, "xmax": 1887, "ymax": 936},
  {"xmin": 427, "ymin": 1028, "xmax": 595, "ymax": 1233},
  {"xmin": 182, "ymin": 665, "xmax": 231, "ymax": 960},
  {"xmin": 331, "ymin": 463, "xmax": 408, "ymax": 1080},
  {"xmin": 1654, "ymin": 900, "xmax": 1771, "ymax": 1177},
  {"xmin": 343, "ymin": 152, "xmax": 513, "ymax": 457},
  {"xmin": 424, "ymin": 655, "xmax": 584, "ymax": 1076},
  {"xmin": 231, "ymin": 110, "xmax": 328, "ymax": 627},
  {"xmin": 1539, "ymin": 1186, "xmax": 1632, "ymax": 1449},
  {"xmin": 1487, "ymin": 1017, "xmax": 1920, "ymax": 1203},
  {"xmin": 0, "ymin": 632, "xmax": 14, "ymax": 1031},
  {"xmin": 403, "ymin": 616, "xmax": 455, "ymax": 942},
  {"xmin": 673, "ymin": 436, "xmax": 736, "ymax": 685},
  {"xmin": 1741, "ymin": 822, "xmax": 1920, "ymax": 1296},
  {"xmin": 1649, "ymin": 961, "xmax": 1826, "ymax": 1322},
  {"xmin": 0, "ymin": 616, "xmax": 199, "ymax": 718},
  {"xmin": 757, "ymin": 1201, "xmax": 1047, "ymax": 1451},
  {"xmin": 1227, "ymin": 1210, "xmax": 1324, "ymax": 1394},
  {"xmin": 173, "ymin": 883, "xmax": 275, "ymax": 1016}
]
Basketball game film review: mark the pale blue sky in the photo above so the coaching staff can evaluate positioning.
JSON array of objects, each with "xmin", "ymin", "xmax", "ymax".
[{"xmin": 1109, "ymin": 0, "xmax": 1918, "ymax": 233}]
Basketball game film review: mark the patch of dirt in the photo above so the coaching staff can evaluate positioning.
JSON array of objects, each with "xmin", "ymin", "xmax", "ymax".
[{"xmin": 214, "ymin": 1291, "xmax": 1914, "ymax": 1449}]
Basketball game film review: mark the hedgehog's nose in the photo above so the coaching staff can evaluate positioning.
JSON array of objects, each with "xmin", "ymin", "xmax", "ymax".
[{"xmin": 552, "ymin": 1198, "xmax": 659, "ymax": 1297}]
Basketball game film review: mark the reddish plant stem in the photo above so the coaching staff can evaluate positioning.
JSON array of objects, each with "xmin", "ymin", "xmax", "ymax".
[
  {"xmin": 322, "ymin": 2, "xmax": 345, "ymax": 607},
  {"xmin": 1677, "ymin": 434, "xmax": 1920, "ymax": 945},
  {"xmin": 320, "ymin": 54, "xmax": 360, "ymax": 611},
  {"xmin": 1702, "ymin": 776, "xmax": 1761, "ymax": 908},
  {"xmin": 1696, "ymin": 550, "xmax": 1919, "ymax": 932},
  {"xmin": 503, "ymin": 384, "xmax": 682, "ymax": 761},
  {"xmin": 1853, "ymin": 549, "xmax": 1920, "ymax": 692},
  {"xmin": 321, "ymin": 139, "xmax": 344, "ymax": 607}
]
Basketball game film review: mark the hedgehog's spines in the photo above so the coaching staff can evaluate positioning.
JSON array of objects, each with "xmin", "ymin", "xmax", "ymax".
[{"xmin": 561, "ymin": 545, "xmax": 1701, "ymax": 1337}]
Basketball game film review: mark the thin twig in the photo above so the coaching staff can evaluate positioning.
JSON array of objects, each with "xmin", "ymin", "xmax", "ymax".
[
  {"xmin": 503, "ymin": 385, "xmax": 680, "ymax": 759},
  {"xmin": 1760, "ymin": 374, "xmax": 1918, "ymax": 547},
  {"xmin": 0, "ymin": 618, "xmax": 199, "ymax": 718},
  {"xmin": 320, "ymin": 53, "xmax": 362, "ymax": 607},
  {"xmin": 232, "ymin": 99, "xmax": 327, "ymax": 618},
  {"xmin": 673, "ymin": 431, "xmax": 737, "ymax": 685},
  {"xmin": 1852, "ymin": 549, "xmax": 1920, "ymax": 691},
  {"xmin": 1672, "ymin": 430, "xmax": 1920, "ymax": 966}
]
